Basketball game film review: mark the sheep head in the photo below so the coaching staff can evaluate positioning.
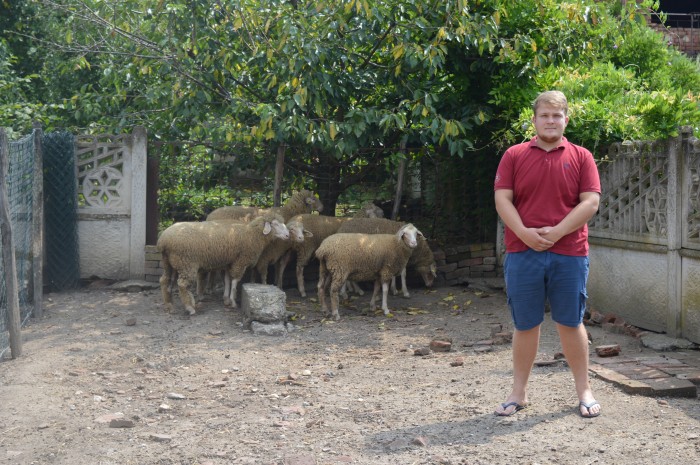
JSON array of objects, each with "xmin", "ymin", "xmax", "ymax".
[
  {"xmin": 361, "ymin": 201, "xmax": 384, "ymax": 218},
  {"xmin": 396, "ymin": 223, "xmax": 421, "ymax": 249},
  {"xmin": 286, "ymin": 219, "xmax": 312, "ymax": 243},
  {"xmin": 299, "ymin": 189, "xmax": 324, "ymax": 214},
  {"xmin": 255, "ymin": 213, "xmax": 289, "ymax": 240},
  {"xmin": 416, "ymin": 262, "xmax": 438, "ymax": 288}
]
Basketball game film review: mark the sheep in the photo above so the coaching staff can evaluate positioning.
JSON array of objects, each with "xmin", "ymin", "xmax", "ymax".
[
  {"xmin": 314, "ymin": 224, "xmax": 424, "ymax": 320},
  {"xmin": 351, "ymin": 201, "xmax": 384, "ymax": 218},
  {"xmin": 157, "ymin": 212, "xmax": 289, "ymax": 315},
  {"xmin": 206, "ymin": 189, "xmax": 323, "ymax": 221},
  {"xmin": 336, "ymin": 217, "xmax": 437, "ymax": 297},
  {"xmin": 276, "ymin": 214, "xmax": 349, "ymax": 296},
  {"xmin": 252, "ymin": 218, "xmax": 312, "ymax": 285},
  {"xmin": 275, "ymin": 202, "xmax": 386, "ymax": 295}
]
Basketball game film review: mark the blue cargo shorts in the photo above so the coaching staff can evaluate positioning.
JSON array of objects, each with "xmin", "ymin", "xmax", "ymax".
[{"xmin": 504, "ymin": 249, "xmax": 589, "ymax": 331}]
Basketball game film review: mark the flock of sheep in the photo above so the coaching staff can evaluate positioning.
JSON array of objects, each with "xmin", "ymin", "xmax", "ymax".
[{"xmin": 157, "ymin": 189, "xmax": 438, "ymax": 320}]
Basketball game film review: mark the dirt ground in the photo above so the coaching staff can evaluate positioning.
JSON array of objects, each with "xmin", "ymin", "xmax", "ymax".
[{"xmin": 1, "ymin": 278, "xmax": 699, "ymax": 465}]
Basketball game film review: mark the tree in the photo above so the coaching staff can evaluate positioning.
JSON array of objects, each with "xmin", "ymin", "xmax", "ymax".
[{"xmin": 11, "ymin": 0, "xmax": 700, "ymax": 240}]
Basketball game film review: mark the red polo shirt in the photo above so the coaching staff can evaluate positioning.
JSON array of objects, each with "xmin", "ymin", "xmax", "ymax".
[{"xmin": 494, "ymin": 136, "xmax": 601, "ymax": 256}]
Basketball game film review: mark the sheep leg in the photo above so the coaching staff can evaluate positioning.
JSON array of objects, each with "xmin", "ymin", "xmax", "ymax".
[
  {"xmin": 328, "ymin": 277, "xmax": 344, "ymax": 321},
  {"xmin": 177, "ymin": 273, "xmax": 197, "ymax": 316},
  {"xmin": 223, "ymin": 270, "xmax": 232, "ymax": 307},
  {"xmin": 317, "ymin": 260, "xmax": 330, "ymax": 316},
  {"xmin": 204, "ymin": 270, "xmax": 216, "ymax": 294},
  {"xmin": 296, "ymin": 264, "xmax": 307, "ymax": 297},
  {"xmin": 168, "ymin": 269, "xmax": 177, "ymax": 295},
  {"xmin": 339, "ymin": 281, "xmax": 349, "ymax": 300},
  {"xmin": 400, "ymin": 267, "xmax": 410, "ymax": 298},
  {"xmin": 228, "ymin": 277, "xmax": 240, "ymax": 309},
  {"xmin": 227, "ymin": 266, "xmax": 246, "ymax": 309},
  {"xmin": 160, "ymin": 260, "xmax": 175, "ymax": 313},
  {"xmin": 380, "ymin": 280, "xmax": 392, "ymax": 315},
  {"xmin": 276, "ymin": 250, "xmax": 292, "ymax": 289},
  {"xmin": 196, "ymin": 269, "xmax": 207, "ymax": 299},
  {"xmin": 369, "ymin": 279, "xmax": 381, "ymax": 312},
  {"xmin": 350, "ymin": 281, "xmax": 364, "ymax": 296}
]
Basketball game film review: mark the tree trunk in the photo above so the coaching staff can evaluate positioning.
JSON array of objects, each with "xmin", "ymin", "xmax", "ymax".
[
  {"xmin": 273, "ymin": 145, "xmax": 285, "ymax": 207},
  {"xmin": 314, "ymin": 151, "xmax": 342, "ymax": 216}
]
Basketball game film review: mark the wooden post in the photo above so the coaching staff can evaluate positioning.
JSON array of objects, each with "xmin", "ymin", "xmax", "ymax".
[
  {"xmin": 0, "ymin": 128, "xmax": 23, "ymax": 358},
  {"xmin": 391, "ymin": 141, "xmax": 407, "ymax": 220},
  {"xmin": 667, "ymin": 133, "xmax": 683, "ymax": 338},
  {"xmin": 273, "ymin": 145, "xmax": 285, "ymax": 207},
  {"xmin": 31, "ymin": 122, "xmax": 44, "ymax": 319}
]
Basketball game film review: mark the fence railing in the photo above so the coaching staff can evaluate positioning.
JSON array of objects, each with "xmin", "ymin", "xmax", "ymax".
[
  {"xmin": 587, "ymin": 127, "xmax": 700, "ymax": 343},
  {"xmin": 0, "ymin": 127, "xmax": 43, "ymax": 360}
]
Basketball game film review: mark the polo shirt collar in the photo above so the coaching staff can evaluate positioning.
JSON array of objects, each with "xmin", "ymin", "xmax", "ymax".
[{"xmin": 529, "ymin": 136, "xmax": 568, "ymax": 152}]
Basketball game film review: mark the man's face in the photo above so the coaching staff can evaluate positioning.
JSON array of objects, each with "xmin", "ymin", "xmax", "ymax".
[{"xmin": 532, "ymin": 103, "xmax": 568, "ymax": 144}]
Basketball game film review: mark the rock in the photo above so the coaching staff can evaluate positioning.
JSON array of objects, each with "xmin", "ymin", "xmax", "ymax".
[
  {"xmin": 149, "ymin": 433, "xmax": 172, "ymax": 442},
  {"xmin": 157, "ymin": 404, "xmax": 171, "ymax": 413},
  {"xmin": 589, "ymin": 310, "xmax": 605, "ymax": 325},
  {"xmin": 595, "ymin": 344, "xmax": 621, "ymax": 357},
  {"xmin": 414, "ymin": 347, "xmax": 430, "ymax": 356},
  {"xmin": 250, "ymin": 321, "xmax": 288, "ymax": 336},
  {"xmin": 450, "ymin": 357, "xmax": 464, "ymax": 367},
  {"xmin": 94, "ymin": 413, "xmax": 124, "ymax": 424},
  {"xmin": 125, "ymin": 318, "xmax": 137, "ymax": 326},
  {"xmin": 493, "ymin": 332, "xmax": 513, "ymax": 344},
  {"xmin": 109, "ymin": 418, "xmax": 135, "ymax": 428},
  {"xmin": 108, "ymin": 280, "xmax": 160, "ymax": 292},
  {"xmin": 430, "ymin": 339, "xmax": 452, "ymax": 352},
  {"xmin": 640, "ymin": 333, "xmax": 698, "ymax": 351}
]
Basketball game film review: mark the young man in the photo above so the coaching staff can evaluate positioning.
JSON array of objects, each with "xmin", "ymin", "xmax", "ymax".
[{"xmin": 493, "ymin": 90, "xmax": 602, "ymax": 418}]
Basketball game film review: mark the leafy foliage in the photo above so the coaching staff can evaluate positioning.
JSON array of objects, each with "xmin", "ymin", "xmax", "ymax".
[{"xmin": 2, "ymin": 0, "xmax": 699, "ymax": 242}]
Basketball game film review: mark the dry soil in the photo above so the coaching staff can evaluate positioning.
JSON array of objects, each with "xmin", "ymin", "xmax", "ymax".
[{"xmin": 1, "ymin": 279, "xmax": 699, "ymax": 465}]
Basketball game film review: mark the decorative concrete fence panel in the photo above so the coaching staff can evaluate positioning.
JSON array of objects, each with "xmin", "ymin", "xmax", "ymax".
[
  {"xmin": 76, "ymin": 127, "xmax": 147, "ymax": 280},
  {"xmin": 587, "ymin": 128, "xmax": 700, "ymax": 343}
]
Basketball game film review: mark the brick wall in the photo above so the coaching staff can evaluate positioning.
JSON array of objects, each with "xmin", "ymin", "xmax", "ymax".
[
  {"xmin": 144, "ymin": 245, "xmax": 162, "ymax": 283},
  {"xmin": 433, "ymin": 242, "xmax": 500, "ymax": 286},
  {"xmin": 144, "ymin": 242, "xmax": 502, "ymax": 286},
  {"xmin": 650, "ymin": 24, "xmax": 700, "ymax": 56}
]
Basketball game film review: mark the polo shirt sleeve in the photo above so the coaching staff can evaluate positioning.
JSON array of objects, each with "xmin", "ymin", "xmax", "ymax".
[
  {"xmin": 579, "ymin": 150, "xmax": 601, "ymax": 194},
  {"xmin": 494, "ymin": 148, "xmax": 515, "ymax": 191}
]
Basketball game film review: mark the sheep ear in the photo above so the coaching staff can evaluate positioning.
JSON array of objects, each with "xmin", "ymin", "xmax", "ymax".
[
  {"xmin": 263, "ymin": 222, "xmax": 272, "ymax": 235},
  {"xmin": 304, "ymin": 230, "xmax": 314, "ymax": 237}
]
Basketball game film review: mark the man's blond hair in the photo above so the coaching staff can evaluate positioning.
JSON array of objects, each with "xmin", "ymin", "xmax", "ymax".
[{"xmin": 533, "ymin": 90, "xmax": 568, "ymax": 115}]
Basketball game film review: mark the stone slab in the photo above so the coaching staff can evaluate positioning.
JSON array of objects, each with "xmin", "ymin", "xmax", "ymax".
[
  {"xmin": 611, "ymin": 365, "xmax": 670, "ymax": 380},
  {"xmin": 677, "ymin": 371, "xmax": 700, "ymax": 386},
  {"xmin": 590, "ymin": 364, "xmax": 698, "ymax": 397},
  {"xmin": 640, "ymin": 377, "xmax": 697, "ymax": 398}
]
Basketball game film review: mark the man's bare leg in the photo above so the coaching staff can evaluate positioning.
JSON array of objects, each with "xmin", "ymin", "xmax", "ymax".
[
  {"xmin": 495, "ymin": 325, "xmax": 541, "ymax": 415},
  {"xmin": 556, "ymin": 323, "xmax": 601, "ymax": 417}
]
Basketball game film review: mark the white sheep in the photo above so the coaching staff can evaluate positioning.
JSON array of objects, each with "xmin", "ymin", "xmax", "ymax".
[
  {"xmin": 206, "ymin": 189, "xmax": 323, "ymax": 221},
  {"xmin": 314, "ymin": 224, "xmax": 424, "ymax": 320},
  {"xmin": 276, "ymin": 202, "xmax": 385, "ymax": 295},
  {"xmin": 158, "ymin": 212, "xmax": 289, "ymax": 315},
  {"xmin": 277, "ymin": 214, "xmax": 348, "ymax": 296},
  {"xmin": 351, "ymin": 201, "xmax": 384, "ymax": 218},
  {"xmin": 252, "ymin": 218, "xmax": 312, "ymax": 285},
  {"xmin": 336, "ymin": 217, "xmax": 437, "ymax": 297}
]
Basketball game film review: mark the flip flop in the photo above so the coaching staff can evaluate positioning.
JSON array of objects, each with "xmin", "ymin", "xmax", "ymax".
[
  {"xmin": 579, "ymin": 400, "xmax": 601, "ymax": 418},
  {"xmin": 495, "ymin": 401, "xmax": 526, "ymax": 416}
]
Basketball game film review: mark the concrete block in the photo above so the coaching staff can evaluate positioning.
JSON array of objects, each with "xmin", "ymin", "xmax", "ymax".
[{"xmin": 242, "ymin": 284, "xmax": 287, "ymax": 327}]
